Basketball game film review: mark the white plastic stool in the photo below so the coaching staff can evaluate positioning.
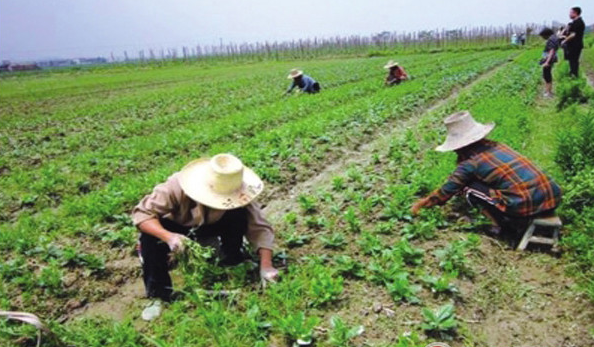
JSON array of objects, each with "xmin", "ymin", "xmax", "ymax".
[{"xmin": 517, "ymin": 215, "xmax": 562, "ymax": 251}]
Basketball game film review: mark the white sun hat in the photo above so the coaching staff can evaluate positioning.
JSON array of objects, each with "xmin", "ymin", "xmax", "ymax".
[
  {"xmin": 435, "ymin": 111, "xmax": 495, "ymax": 152},
  {"xmin": 287, "ymin": 68, "xmax": 303, "ymax": 79},
  {"xmin": 179, "ymin": 154, "xmax": 264, "ymax": 210},
  {"xmin": 383, "ymin": 60, "xmax": 399, "ymax": 69}
]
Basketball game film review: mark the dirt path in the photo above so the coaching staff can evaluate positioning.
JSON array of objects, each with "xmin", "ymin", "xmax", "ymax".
[{"xmin": 71, "ymin": 59, "xmax": 511, "ymax": 322}]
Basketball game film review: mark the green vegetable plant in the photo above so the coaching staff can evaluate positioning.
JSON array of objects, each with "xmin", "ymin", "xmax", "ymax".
[
  {"xmin": 328, "ymin": 316, "xmax": 364, "ymax": 347},
  {"xmin": 298, "ymin": 194, "xmax": 317, "ymax": 214},
  {"xmin": 320, "ymin": 232, "xmax": 346, "ymax": 249},
  {"xmin": 421, "ymin": 271, "xmax": 459, "ymax": 295},
  {"xmin": 385, "ymin": 272, "xmax": 421, "ymax": 304},
  {"xmin": 421, "ymin": 304, "xmax": 458, "ymax": 340},
  {"xmin": 276, "ymin": 311, "xmax": 319, "ymax": 346},
  {"xmin": 333, "ymin": 255, "xmax": 365, "ymax": 279}
]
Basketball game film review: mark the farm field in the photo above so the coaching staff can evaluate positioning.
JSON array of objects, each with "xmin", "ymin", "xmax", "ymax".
[{"xmin": 1, "ymin": 40, "xmax": 594, "ymax": 346}]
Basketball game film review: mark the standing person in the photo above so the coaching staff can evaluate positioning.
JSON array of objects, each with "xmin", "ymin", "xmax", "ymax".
[
  {"xmin": 285, "ymin": 69, "xmax": 321, "ymax": 94},
  {"xmin": 411, "ymin": 111, "xmax": 562, "ymax": 236},
  {"xmin": 561, "ymin": 7, "xmax": 585, "ymax": 77},
  {"xmin": 132, "ymin": 153, "xmax": 279, "ymax": 320},
  {"xmin": 519, "ymin": 32, "xmax": 526, "ymax": 46},
  {"xmin": 539, "ymin": 28, "xmax": 560, "ymax": 98},
  {"xmin": 384, "ymin": 60, "xmax": 408, "ymax": 86}
]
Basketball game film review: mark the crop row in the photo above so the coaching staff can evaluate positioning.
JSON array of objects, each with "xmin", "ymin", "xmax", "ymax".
[
  {"xmin": 0, "ymin": 51, "xmax": 516, "ymax": 320},
  {"xmin": 30, "ymin": 49, "xmax": 548, "ymax": 346},
  {"xmin": 0, "ymin": 51, "xmax": 510, "ymax": 223}
]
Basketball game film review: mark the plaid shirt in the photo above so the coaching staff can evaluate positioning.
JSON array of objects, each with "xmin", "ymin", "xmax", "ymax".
[{"xmin": 428, "ymin": 140, "xmax": 562, "ymax": 217}]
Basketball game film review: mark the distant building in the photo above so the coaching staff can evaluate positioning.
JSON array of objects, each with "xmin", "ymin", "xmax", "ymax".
[{"xmin": 0, "ymin": 61, "xmax": 41, "ymax": 72}]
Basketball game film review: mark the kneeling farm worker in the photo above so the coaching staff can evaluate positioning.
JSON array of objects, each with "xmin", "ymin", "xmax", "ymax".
[
  {"xmin": 411, "ymin": 111, "xmax": 562, "ymax": 235},
  {"xmin": 285, "ymin": 68, "xmax": 321, "ymax": 95},
  {"xmin": 131, "ymin": 153, "xmax": 279, "ymax": 320}
]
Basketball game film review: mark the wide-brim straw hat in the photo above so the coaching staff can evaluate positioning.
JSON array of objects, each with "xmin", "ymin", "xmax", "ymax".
[
  {"xmin": 384, "ymin": 60, "xmax": 399, "ymax": 69},
  {"xmin": 179, "ymin": 154, "xmax": 264, "ymax": 210},
  {"xmin": 435, "ymin": 111, "xmax": 495, "ymax": 152},
  {"xmin": 287, "ymin": 69, "xmax": 303, "ymax": 79}
]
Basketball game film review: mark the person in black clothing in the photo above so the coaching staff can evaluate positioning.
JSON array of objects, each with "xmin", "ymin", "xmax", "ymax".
[
  {"xmin": 561, "ymin": 7, "xmax": 585, "ymax": 77},
  {"xmin": 539, "ymin": 28, "xmax": 560, "ymax": 97}
]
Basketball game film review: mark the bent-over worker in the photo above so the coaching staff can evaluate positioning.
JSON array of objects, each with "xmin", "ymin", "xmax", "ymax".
[
  {"xmin": 384, "ymin": 60, "xmax": 408, "ymax": 86},
  {"xmin": 286, "ymin": 69, "xmax": 321, "ymax": 94},
  {"xmin": 132, "ymin": 153, "xmax": 279, "ymax": 320},
  {"xmin": 411, "ymin": 111, "xmax": 562, "ymax": 235}
]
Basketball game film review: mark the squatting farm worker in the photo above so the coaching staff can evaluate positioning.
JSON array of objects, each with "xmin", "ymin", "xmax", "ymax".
[
  {"xmin": 384, "ymin": 60, "xmax": 408, "ymax": 86},
  {"xmin": 285, "ymin": 68, "xmax": 321, "ymax": 94},
  {"xmin": 411, "ymin": 111, "xmax": 562, "ymax": 236},
  {"xmin": 132, "ymin": 153, "xmax": 279, "ymax": 321},
  {"xmin": 539, "ymin": 27, "xmax": 560, "ymax": 98}
]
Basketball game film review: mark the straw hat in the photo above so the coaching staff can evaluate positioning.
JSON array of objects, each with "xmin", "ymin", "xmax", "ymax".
[
  {"xmin": 287, "ymin": 69, "xmax": 303, "ymax": 79},
  {"xmin": 179, "ymin": 154, "xmax": 264, "ymax": 210},
  {"xmin": 435, "ymin": 111, "xmax": 495, "ymax": 152},
  {"xmin": 384, "ymin": 60, "xmax": 399, "ymax": 69}
]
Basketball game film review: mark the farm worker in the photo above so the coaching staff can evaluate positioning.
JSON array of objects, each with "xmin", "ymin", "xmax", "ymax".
[
  {"xmin": 560, "ymin": 7, "xmax": 585, "ymax": 77},
  {"xmin": 131, "ymin": 153, "xmax": 279, "ymax": 320},
  {"xmin": 286, "ymin": 69, "xmax": 321, "ymax": 94},
  {"xmin": 411, "ymin": 111, "xmax": 562, "ymax": 235},
  {"xmin": 384, "ymin": 60, "xmax": 408, "ymax": 86},
  {"xmin": 538, "ymin": 28, "xmax": 560, "ymax": 98}
]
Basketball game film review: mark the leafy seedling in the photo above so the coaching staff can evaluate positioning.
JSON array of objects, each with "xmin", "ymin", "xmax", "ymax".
[
  {"xmin": 421, "ymin": 271, "xmax": 459, "ymax": 295},
  {"xmin": 298, "ymin": 194, "xmax": 317, "ymax": 214},
  {"xmin": 343, "ymin": 206, "xmax": 362, "ymax": 233},
  {"xmin": 357, "ymin": 232, "xmax": 383, "ymax": 255},
  {"xmin": 320, "ymin": 233, "xmax": 346, "ymax": 249},
  {"xmin": 283, "ymin": 230, "xmax": 312, "ymax": 248},
  {"xmin": 385, "ymin": 272, "xmax": 421, "ymax": 304},
  {"xmin": 421, "ymin": 304, "xmax": 458, "ymax": 340},
  {"xmin": 394, "ymin": 239, "xmax": 424, "ymax": 266},
  {"xmin": 333, "ymin": 255, "xmax": 365, "ymax": 279},
  {"xmin": 328, "ymin": 316, "xmax": 364, "ymax": 346},
  {"xmin": 276, "ymin": 311, "xmax": 319, "ymax": 345}
]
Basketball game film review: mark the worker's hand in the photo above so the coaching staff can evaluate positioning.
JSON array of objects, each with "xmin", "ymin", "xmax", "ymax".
[
  {"xmin": 165, "ymin": 232, "xmax": 189, "ymax": 254},
  {"xmin": 260, "ymin": 266, "xmax": 279, "ymax": 287},
  {"xmin": 543, "ymin": 63, "xmax": 550, "ymax": 68},
  {"xmin": 411, "ymin": 197, "xmax": 431, "ymax": 216}
]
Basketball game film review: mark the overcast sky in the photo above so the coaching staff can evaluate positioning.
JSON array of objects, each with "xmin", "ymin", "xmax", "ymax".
[{"xmin": 0, "ymin": 0, "xmax": 591, "ymax": 61}]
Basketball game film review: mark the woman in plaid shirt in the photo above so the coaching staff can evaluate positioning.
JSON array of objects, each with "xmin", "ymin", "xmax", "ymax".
[{"xmin": 412, "ymin": 111, "xmax": 562, "ymax": 234}]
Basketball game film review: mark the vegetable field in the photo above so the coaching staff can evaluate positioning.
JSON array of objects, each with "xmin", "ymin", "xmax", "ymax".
[{"xmin": 2, "ymin": 39, "xmax": 594, "ymax": 347}]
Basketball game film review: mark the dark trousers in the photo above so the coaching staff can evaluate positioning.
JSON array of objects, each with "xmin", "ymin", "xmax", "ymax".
[
  {"xmin": 464, "ymin": 182, "xmax": 553, "ymax": 232},
  {"xmin": 139, "ymin": 208, "xmax": 248, "ymax": 301},
  {"xmin": 542, "ymin": 65, "xmax": 553, "ymax": 83},
  {"xmin": 567, "ymin": 48, "xmax": 582, "ymax": 77}
]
